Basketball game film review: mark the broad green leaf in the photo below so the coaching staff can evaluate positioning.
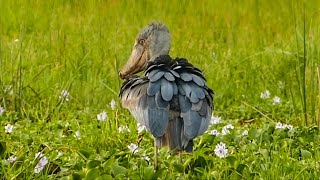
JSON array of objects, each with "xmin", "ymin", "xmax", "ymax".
[
  {"xmin": 211, "ymin": 170, "xmax": 219, "ymax": 177},
  {"xmin": 143, "ymin": 166, "xmax": 155, "ymax": 179},
  {"xmin": 96, "ymin": 174, "xmax": 114, "ymax": 180},
  {"xmin": 259, "ymin": 149, "xmax": 269, "ymax": 159},
  {"xmin": 248, "ymin": 128, "xmax": 258, "ymax": 140},
  {"xmin": 111, "ymin": 164, "xmax": 127, "ymax": 176},
  {"xmin": 86, "ymin": 160, "xmax": 101, "ymax": 169},
  {"xmin": 301, "ymin": 149, "xmax": 312, "ymax": 159},
  {"xmin": 102, "ymin": 158, "xmax": 115, "ymax": 171},
  {"xmin": 72, "ymin": 173, "xmax": 82, "ymax": 180},
  {"xmin": 85, "ymin": 168, "xmax": 100, "ymax": 180},
  {"xmin": 74, "ymin": 162, "xmax": 84, "ymax": 170},
  {"xmin": 176, "ymin": 175, "xmax": 185, "ymax": 180},
  {"xmin": 152, "ymin": 168, "xmax": 165, "ymax": 179},
  {"xmin": 59, "ymin": 176, "xmax": 70, "ymax": 180},
  {"xmin": 236, "ymin": 164, "xmax": 246, "ymax": 174},
  {"xmin": 78, "ymin": 149, "xmax": 91, "ymax": 159},
  {"xmin": 226, "ymin": 156, "xmax": 237, "ymax": 167},
  {"xmin": 173, "ymin": 163, "xmax": 184, "ymax": 173}
]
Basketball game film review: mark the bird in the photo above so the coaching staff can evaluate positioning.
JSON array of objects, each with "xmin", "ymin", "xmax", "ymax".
[{"xmin": 119, "ymin": 22, "xmax": 214, "ymax": 169}]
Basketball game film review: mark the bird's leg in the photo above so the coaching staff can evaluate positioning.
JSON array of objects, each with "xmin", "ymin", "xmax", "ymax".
[{"xmin": 154, "ymin": 138, "xmax": 158, "ymax": 171}]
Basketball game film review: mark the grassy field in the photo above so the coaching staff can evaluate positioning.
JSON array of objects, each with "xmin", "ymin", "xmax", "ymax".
[{"xmin": 1, "ymin": 0, "xmax": 320, "ymax": 179}]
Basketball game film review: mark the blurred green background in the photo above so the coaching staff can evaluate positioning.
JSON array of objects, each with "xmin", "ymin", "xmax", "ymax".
[{"xmin": 1, "ymin": 0, "xmax": 320, "ymax": 124}]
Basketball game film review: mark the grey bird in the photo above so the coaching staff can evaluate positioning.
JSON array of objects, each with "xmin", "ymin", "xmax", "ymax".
[{"xmin": 119, "ymin": 22, "xmax": 214, "ymax": 169}]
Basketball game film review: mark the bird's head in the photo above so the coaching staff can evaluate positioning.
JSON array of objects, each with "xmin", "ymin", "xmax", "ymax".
[{"xmin": 119, "ymin": 22, "xmax": 171, "ymax": 79}]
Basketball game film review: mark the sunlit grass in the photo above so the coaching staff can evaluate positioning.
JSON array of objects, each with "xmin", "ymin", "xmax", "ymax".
[{"xmin": 1, "ymin": 0, "xmax": 320, "ymax": 179}]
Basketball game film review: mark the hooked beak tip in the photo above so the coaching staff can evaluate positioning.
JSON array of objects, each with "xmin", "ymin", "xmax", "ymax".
[{"xmin": 119, "ymin": 72, "xmax": 126, "ymax": 79}]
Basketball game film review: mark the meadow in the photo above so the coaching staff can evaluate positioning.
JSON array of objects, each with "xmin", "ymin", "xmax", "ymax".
[{"xmin": 1, "ymin": 0, "xmax": 320, "ymax": 179}]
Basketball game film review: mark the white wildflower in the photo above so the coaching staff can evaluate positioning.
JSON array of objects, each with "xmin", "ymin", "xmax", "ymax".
[
  {"xmin": 275, "ymin": 122, "xmax": 283, "ymax": 129},
  {"xmin": 110, "ymin": 99, "xmax": 116, "ymax": 110},
  {"xmin": 260, "ymin": 90, "xmax": 270, "ymax": 99},
  {"xmin": 34, "ymin": 155, "xmax": 48, "ymax": 174},
  {"xmin": 272, "ymin": 96, "xmax": 281, "ymax": 105},
  {"xmin": 222, "ymin": 128, "xmax": 230, "ymax": 135},
  {"xmin": 74, "ymin": 130, "xmax": 81, "ymax": 139},
  {"xmin": 209, "ymin": 129, "xmax": 219, "ymax": 135},
  {"xmin": 97, "ymin": 111, "xmax": 107, "ymax": 121},
  {"xmin": 0, "ymin": 106, "xmax": 4, "ymax": 115},
  {"xmin": 214, "ymin": 142, "xmax": 228, "ymax": 158},
  {"xmin": 242, "ymin": 130, "xmax": 248, "ymax": 136},
  {"xmin": 7, "ymin": 155, "xmax": 17, "ymax": 163},
  {"xmin": 225, "ymin": 124, "xmax": 234, "ymax": 129},
  {"xmin": 276, "ymin": 122, "xmax": 293, "ymax": 131},
  {"xmin": 5, "ymin": 124, "xmax": 13, "ymax": 134},
  {"xmin": 128, "ymin": 143, "xmax": 139, "ymax": 154},
  {"xmin": 59, "ymin": 90, "xmax": 70, "ymax": 102},
  {"xmin": 221, "ymin": 124, "xmax": 234, "ymax": 135},
  {"xmin": 209, "ymin": 129, "xmax": 220, "ymax": 135},
  {"xmin": 211, "ymin": 116, "xmax": 222, "ymax": 125},
  {"xmin": 142, "ymin": 155, "xmax": 150, "ymax": 161},
  {"xmin": 35, "ymin": 152, "xmax": 45, "ymax": 159},
  {"xmin": 137, "ymin": 123, "xmax": 146, "ymax": 133},
  {"xmin": 285, "ymin": 124, "xmax": 294, "ymax": 131},
  {"xmin": 14, "ymin": 39, "xmax": 19, "ymax": 43},
  {"xmin": 118, "ymin": 125, "xmax": 131, "ymax": 133}
]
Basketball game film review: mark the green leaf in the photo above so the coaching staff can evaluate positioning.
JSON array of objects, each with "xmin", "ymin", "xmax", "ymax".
[
  {"xmin": 226, "ymin": 156, "xmax": 237, "ymax": 167},
  {"xmin": 301, "ymin": 149, "xmax": 312, "ymax": 159},
  {"xmin": 85, "ymin": 168, "xmax": 100, "ymax": 180},
  {"xmin": 0, "ymin": 141, "xmax": 6, "ymax": 156},
  {"xmin": 72, "ymin": 173, "xmax": 82, "ymax": 180},
  {"xmin": 173, "ymin": 163, "xmax": 184, "ymax": 173},
  {"xmin": 102, "ymin": 158, "xmax": 115, "ymax": 171},
  {"xmin": 152, "ymin": 168, "xmax": 165, "ymax": 179},
  {"xmin": 298, "ymin": 137, "xmax": 304, "ymax": 144},
  {"xmin": 143, "ymin": 166, "xmax": 155, "ymax": 179},
  {"xmin": 74, "ymin": 162, "xmax": 84, "ymax": 170},
  {"xmin": 96, "ymin": 174, "xmax": 114, "ymax": 180},
  {"xmin": 86, "ymin": 160, "xmax": 101, "ymax": 169},
  {"xmin": 248, "ymin": 128, "xmax": 258, "ymax": 140},
  {"xmin": 236, "ymin": 164, "xmax": 246, "ymax": 174},
  {"xmin": 59, "ymin": 176, "xmax": 71, "ymax": 180},
  {"xmin": 78, "ymin": 149, "xmax": 91, "ymax": 159},
  {"xmin": 259, "ymin": 149, "xmax": 269, "ymax": 159},
  {"xmin": 111, "ymin": 164, "xmax": 127, "ymax": 176},
  {"xmin": 211, "ymin": 170, "xmax": 219, "ymax": 177}
]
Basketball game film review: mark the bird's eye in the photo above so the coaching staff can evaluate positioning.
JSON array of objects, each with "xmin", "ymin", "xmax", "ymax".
[{"xmin": 138, "ymin": 39, "xmax": 145, "ymax": 45}]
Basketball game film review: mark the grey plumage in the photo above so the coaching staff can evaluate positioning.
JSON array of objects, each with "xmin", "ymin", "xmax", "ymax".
[
  {"xmin": 120, "ymin": 55, "xmax": 214, "ymax": 151},
  {"xmin": 119, "ymin": 23, "xmax": 214, "ymax": 169}
]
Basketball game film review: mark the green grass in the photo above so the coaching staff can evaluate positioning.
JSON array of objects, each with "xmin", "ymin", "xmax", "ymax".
[{"xmin": 1, "ymin": 0, "xmax": 320, "ymax": 179}]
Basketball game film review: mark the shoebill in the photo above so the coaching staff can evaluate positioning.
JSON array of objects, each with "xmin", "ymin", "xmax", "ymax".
[{"xmin": 119, "ymin": 22, "xmax": 214, "ymax": 169}]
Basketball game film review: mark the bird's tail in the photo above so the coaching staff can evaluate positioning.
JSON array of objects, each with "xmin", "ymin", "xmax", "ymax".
[
  {"xmin": 160, "ymin": 115, "xmax": 192, "ymax": 152},
  {"xmin": 162, "ymin": 116, "xmax": 183, "ymax": 151}
]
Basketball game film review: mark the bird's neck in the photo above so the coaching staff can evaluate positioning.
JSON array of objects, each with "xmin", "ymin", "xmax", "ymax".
[
  {"xmin": 149, "ymin": 50, "xmax": 170, "ymax": 62},
  {"xmin": 149, "ymin": 54, "xmax": 163, "ymax": 62}
]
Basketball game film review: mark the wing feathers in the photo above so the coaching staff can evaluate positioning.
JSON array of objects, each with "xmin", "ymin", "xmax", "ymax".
[
  {"xmin": 160, "ymin": 78, "xmax": 174, "ymax": 101},
  {"xmin": 119, "ymin": 55, "xmax": 214, "ymax": 151}
]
